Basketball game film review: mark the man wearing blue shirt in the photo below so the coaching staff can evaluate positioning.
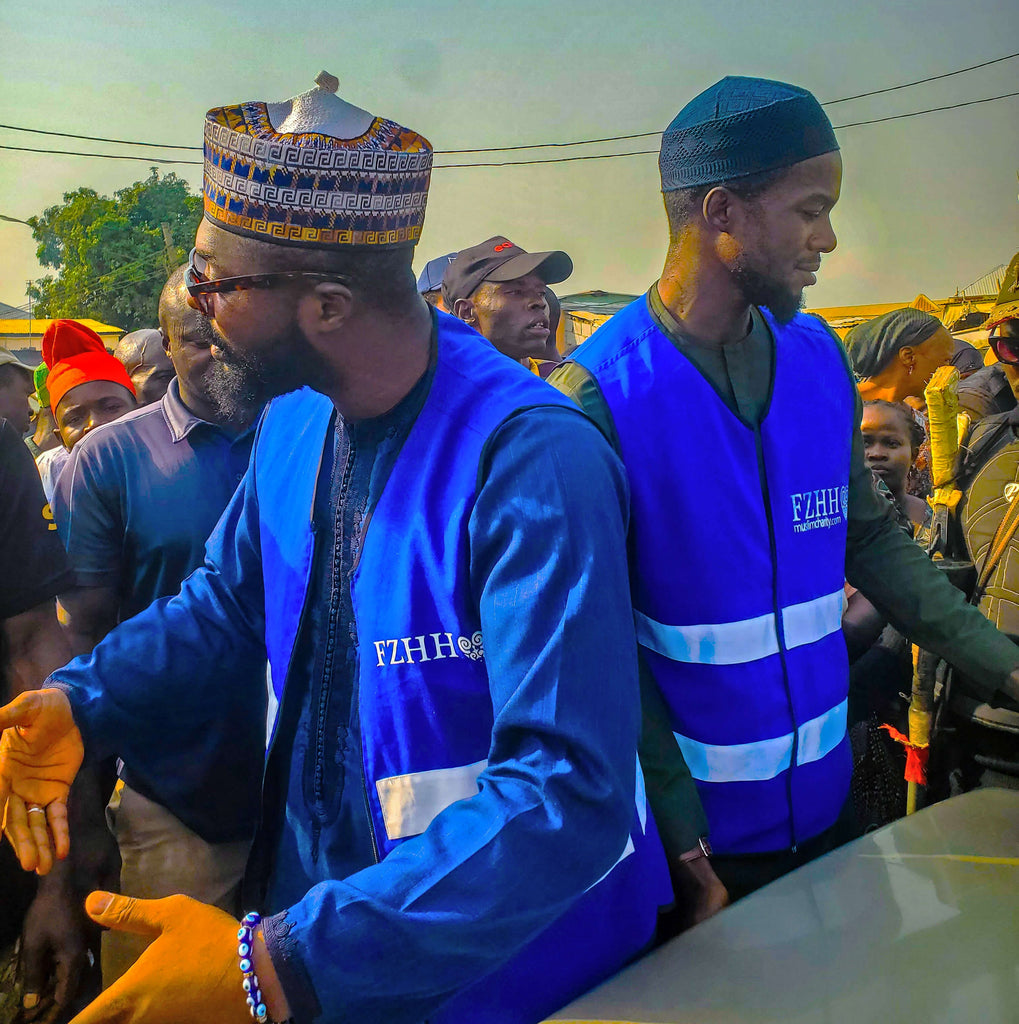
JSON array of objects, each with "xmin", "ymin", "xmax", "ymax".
[
  {"xmin": 51, "ymin": 265, "xmax": 263, "ymax": 986},
  {"xmin": 0, "ymin": 77, "xmax": 671, "ymax": 1024}
]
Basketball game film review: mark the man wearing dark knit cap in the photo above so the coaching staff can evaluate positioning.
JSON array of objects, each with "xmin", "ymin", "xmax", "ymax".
[
  {"xmin": 550, "ymin": 75, "xmax": 1019, "ymax": 899},
  {"xmin": 0, "ymin": 74, "xmax": 670, "ymax": 1024}
]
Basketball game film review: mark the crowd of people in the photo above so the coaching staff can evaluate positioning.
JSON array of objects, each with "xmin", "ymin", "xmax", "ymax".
[{"xmin": 0, "ymin": 70, "xmax": 1017, "ymax": 1024}]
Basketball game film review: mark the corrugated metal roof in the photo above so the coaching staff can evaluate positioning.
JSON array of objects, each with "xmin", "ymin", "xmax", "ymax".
[
  {"xmin": 805, "ymin": 301, "xmax": 912, "ymax": 321},
  {"xmin": 958, "ymin": 263, "xmax": 1009, "ymax": 298},
  {"xmin": 560, "ymin": 290, "xmax": 639, "ymax": 316}
]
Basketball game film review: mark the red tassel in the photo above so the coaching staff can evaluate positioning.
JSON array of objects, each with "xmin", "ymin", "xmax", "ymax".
[{"xmin": 879, "ymin": 724, "xmax": 930, "ymax": 785}]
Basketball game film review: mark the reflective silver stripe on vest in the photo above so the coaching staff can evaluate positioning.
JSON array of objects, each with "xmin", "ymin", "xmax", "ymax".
[
  {"xmin": 782, "ymin": 590, "xmax": 845, "ymax": 651},
  {"xmin": 673, "ymin": 698, "xmax": 848, "ymax": 783},
  {"xmin": 634, "ymin": 588, "xmax": 844, "ymax": 666},
  {"xmin": 376, "ymin": 759, "xmax": 488, "ymax": 841}
]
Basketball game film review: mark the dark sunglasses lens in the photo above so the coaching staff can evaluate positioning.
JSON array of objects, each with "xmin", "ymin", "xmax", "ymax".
[
  {"xmin": 187, "ymin": 250, "xmax": 208, "ymax": 283},
  {"xmin": 993, "ymin": 337, "xmax": 1019, "ymax": 365}
]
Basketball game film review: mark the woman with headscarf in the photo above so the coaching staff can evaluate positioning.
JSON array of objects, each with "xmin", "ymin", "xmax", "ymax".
[{"xmin": 845, "ymin": 308, "xmax": 955, "ymax": 404}]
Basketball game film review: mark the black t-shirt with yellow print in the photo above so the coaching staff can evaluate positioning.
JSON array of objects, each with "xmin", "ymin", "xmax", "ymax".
[{"xmin": 0, "ymin": 417, "xmax": 73, "ymax": 624}]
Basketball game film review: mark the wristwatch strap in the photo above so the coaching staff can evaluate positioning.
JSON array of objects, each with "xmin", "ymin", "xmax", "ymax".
[{"xmin": 679, "ymin": 836, "xmax": 712, "ymax": 862}]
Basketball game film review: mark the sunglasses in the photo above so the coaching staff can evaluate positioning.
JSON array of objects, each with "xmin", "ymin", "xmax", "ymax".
[
  {"xmin": 989, "ymin": 333, "xmax": 1019, "ymax": 366},
  {"xmin": 185, "ymin": 248, "xmax": 350, "ymax": 317}
]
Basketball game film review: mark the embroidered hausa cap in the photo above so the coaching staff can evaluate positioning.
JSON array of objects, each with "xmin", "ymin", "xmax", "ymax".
[
  {"xmin": 203, "ymin": 71, "xmax": 433, "ymax": 249},
  {"xmin": 659, "ymin": 76, "xmax": 839, "ymax": 192},
  {"xmin": 441, "ymin": 236, "xmax": 573, "ymax": 308}
]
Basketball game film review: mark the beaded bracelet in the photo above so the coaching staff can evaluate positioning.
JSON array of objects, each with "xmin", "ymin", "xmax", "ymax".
[{"xmin": 237, "ymin": 911, "xmax": 270, "ymax": 1023}]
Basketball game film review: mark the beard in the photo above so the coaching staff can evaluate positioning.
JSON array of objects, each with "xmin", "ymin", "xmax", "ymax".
[
  {"xmin": 731, "ymin": 254, "xmax": 803, "ymax": 325},
  {"xmin": 204, "ymin": 318, "xmax": 325, "ymax": 421}
]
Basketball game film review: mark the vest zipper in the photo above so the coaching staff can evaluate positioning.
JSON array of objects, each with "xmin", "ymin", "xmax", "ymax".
[
  {"xmin": 355, "ymin": 679, "xmax": 381, "ymax": 865},
  {"xmin": 753, "ymin": 424, "xmax": 799, "ymax": 852},
  {"xmin": 349, "ymin": 511, "xmax": 380, "ymax": 864},
  {"xmin": 310, "ymin": 433, "xmax": 358, "ymax": 863}
]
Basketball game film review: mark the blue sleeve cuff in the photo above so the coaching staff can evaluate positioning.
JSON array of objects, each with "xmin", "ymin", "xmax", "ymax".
[
  {"xmin": 49, "ymin": 677, "xmax": 115, "ymax": 763},
  {"xmin": 263, "ymin": 910, "xmax": 322, "ymax": 1024}
]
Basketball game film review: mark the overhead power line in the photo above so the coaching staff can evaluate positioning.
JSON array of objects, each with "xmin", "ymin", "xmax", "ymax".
[
  {"xmin": 433, "ymin": 91, "xmax": 1019, "ymax": 166},
  {"xmin": 442, "ymin": 50, "xmax": 1019, "ymax": 153},
  {"xmin": 0, "ymin": 124, "xmax": 200, "ymax": 151},
  {"xmin": 24, "ymin": 250, "xmax": 170, "ymax": 304},
  {"xmin": 434, "ymin": 91, "xmax": 1019, "ymax": 167},
  {"xmin": 825, "ymin": 89, "xmax": 1019, "ymax": 129},
  {"xmin": 1, "ymin": 89, "xmax": 1016, "ymax": 171},
  {"xmin": 0, "ymin": 143, "xmax": 200, "ymax": 165},
  {"xmin": 0, "ymin": 50, "xmax": 1015, "ymax": 157},
  {"xmin": 821, "ymin": 50, "xmax": 1018, "ymax": 105}
]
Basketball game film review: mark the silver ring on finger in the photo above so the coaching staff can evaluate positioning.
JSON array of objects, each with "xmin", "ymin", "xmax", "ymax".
[{"xmin": 27, "ymin": 805, "xmax": 47, "ymax": 816}]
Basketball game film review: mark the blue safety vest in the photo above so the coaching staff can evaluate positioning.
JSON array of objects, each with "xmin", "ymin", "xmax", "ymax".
[
  {"xmin": 571, "ymin": 297, "xmax": 855, "ymax": 854},
  {"xmin": 253, "ymin": 312, "xmax": 670, "ymax": 1022}
]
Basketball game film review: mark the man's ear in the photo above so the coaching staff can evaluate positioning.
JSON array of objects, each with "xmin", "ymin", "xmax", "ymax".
[
  {"xmin": 702, "ymin": 186, "xmax": 738, "ymax": 234},
  {"xmin": 452, "ymin": 298, "xmax": 476, "ymax": 324},
  {"xmin": 299, "ymin": 281, "xmax": 354, "ymax": 337}
]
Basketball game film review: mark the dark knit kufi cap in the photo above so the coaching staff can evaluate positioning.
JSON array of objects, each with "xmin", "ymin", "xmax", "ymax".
[
  {"xmin": 659, "ymin": 76, "xmax": 839, "ymax": 192},
  {"xmin": 844, "ymin": 307, "xmax": 943, "ymax": 379}
]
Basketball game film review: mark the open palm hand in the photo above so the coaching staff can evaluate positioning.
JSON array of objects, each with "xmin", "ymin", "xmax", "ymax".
[{"xmin": 0, "ymin": 689, "xmax": 84, "ymax": 873}]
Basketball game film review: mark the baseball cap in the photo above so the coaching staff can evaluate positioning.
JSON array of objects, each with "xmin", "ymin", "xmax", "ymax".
[
  {"xmin": 417, "ymin": 253, "xmax": 458, "ymax": 294},
  {"xmin": 0, "ymin": 349, "xmax": 33, "ymax": 377},
  {"xmin": 442, "ymin": 236, "xmax": 573, "ymax": 308}
]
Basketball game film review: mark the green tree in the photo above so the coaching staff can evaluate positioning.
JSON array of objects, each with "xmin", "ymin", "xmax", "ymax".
[{"xmin": 27, "ymin": 169, "xmax": 203, "ymax": 331}]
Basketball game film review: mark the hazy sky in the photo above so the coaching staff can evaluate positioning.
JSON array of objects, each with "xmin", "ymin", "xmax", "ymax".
[{"xmin": 1, "ymin": 0, "xmax": 1016, "ymax": 319}]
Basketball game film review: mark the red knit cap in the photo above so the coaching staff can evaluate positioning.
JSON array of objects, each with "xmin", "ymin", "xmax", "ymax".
[{"xmin": 42, "ymin": 319, "xmax": 136, "ymax": 414}]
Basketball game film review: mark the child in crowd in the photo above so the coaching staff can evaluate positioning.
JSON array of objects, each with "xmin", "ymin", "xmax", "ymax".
[
  {"xmin": 861, "ymin": 399, "xmax": 931, "ymax": 535},
  {"xmin": 844, "ymin": 401, "xmax": 929, "ymax": 723}
]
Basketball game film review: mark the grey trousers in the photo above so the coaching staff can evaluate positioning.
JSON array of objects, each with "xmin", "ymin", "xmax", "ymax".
[{"xmin": 101, "ymin": 783, "xmax": 250, "ymax": 987}]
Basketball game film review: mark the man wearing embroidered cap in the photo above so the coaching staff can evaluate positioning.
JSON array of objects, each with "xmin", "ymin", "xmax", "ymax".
[
  {"xmin": 0, "ymin": 75, "xmax": 670, "ymax": 1024},
  {"xmin": 550, "ymin": 75, "xmax": 1019, "ymax": 900}
]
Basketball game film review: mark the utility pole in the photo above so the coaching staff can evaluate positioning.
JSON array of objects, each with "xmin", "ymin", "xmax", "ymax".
[
  {"xmin": 26, "ymin": 279, "xmax": 32, "ymax": 347},
  {"xmin": 160, "ymin": 222, "xmax": 175, "ymax": 278}
]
